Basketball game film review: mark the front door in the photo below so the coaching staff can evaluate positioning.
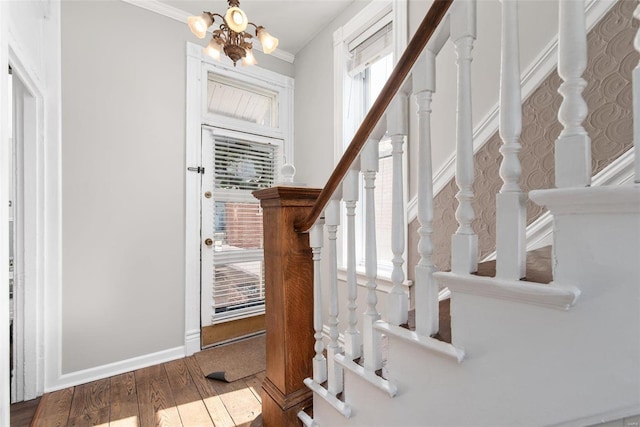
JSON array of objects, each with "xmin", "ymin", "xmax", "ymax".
[{"xmin": 200, "ymin": 126, "xmax": 281, "ymax": 347}]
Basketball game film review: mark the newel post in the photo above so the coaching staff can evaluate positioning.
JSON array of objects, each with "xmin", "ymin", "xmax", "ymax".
[{"xmin": 253, "ymin": 186, "xmax": 322, "ymax": 427}]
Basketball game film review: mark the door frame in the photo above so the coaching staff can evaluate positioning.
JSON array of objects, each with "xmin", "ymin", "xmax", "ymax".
[
  {"xmin": 5, "ymin": 46, "xmax": 46, "ymax": 403},
  {"xmin": 184, "ymin": 42, "xmax": 294, "ymax": 355}
]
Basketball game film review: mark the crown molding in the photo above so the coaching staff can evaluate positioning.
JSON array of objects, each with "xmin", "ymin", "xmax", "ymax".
[{"xmin": 120, "ymin": 0, "xmax": 295, "ymax": 63}]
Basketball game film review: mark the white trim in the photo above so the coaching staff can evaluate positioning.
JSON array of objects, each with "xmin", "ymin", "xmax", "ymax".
[
  {"xmin": 375, "ymin": 321, "xmax": 465, "ymax": 363},
  {"xmin": 120, "ymin": 0, "xmax": 295, "ymax": 63},
  {"xmin": 0, "ymin": 3, "xmax": 11, "ymax": 422},
  {"xmin": 407, "ymin": 0, "xmax": 617, "ymax": 223},
  {"xmin": 185, "ymin": 43, "xmax": 203, "ymax": 356},
  {"xmin": 549, "ymin": 405, "xmax": 640, "ymax": 427},
  {"xmin": 434, "ymin": 272, "xmax": 581, "ymax": 311},
  {"xmin": 530, "ymin": 185, "xmax": 640, "ymax": 216},
  {"xmin": 297, "ymin": 410, "xmax": 319, "ymax": 427},
  {"xmin": 304, "ymin": 378, "xmax": 352, "ymax": 419},
  {"xmin": 6, "ymin": 31, "xmax": 50, "ymax": 403},
  {"xmin": 185, "ymin": 41, "xmax": 294, "ymax": 354},
  {"xmin": 0, "ymin": 2, "xmax": 62, "ymax": 405},
  {"xmin": 45, "ymin": 346, "xmax": 185, "ymax": 393}
]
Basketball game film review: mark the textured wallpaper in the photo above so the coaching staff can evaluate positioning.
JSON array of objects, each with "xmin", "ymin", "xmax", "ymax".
[{"xmin": 408, "ymin": 0, "xmax": 637, "ymax": 276}]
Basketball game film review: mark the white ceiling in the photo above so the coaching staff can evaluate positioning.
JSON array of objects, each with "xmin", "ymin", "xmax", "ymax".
[{"xmin": 159, "ymin": 0, "xmax": 358, "ymax": 56}]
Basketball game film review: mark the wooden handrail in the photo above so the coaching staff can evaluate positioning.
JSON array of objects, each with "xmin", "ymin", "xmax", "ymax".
[{"xmin": 294, "ymin": 0, "xmax": 454, "ymax": 232}]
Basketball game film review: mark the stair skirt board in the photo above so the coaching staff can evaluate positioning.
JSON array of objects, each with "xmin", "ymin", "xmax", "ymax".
[
  {"xmin": 334, "ymin": 353, "xmax": 397, "ymax": 397},
  {"xmin": 375, "ymin": 321, "xmax": 464, "ymax": 363},
  {"xmin": 304, "ymin": 378, "xmax": 352, "ymax": 418}
]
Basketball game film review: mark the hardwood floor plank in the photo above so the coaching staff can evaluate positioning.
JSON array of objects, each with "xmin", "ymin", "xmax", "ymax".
[
  {"xmin": 135, "ymin": 364, "xmax": 182, "ymax": 427},
  {"xmin": 184, "ymin": 356, "xmax": 236, "ymax": 427},
  {"xmin": 209, "ymin": 376, "xmax": 261, "ymax": 426},
  {"xmin": 28, "ymin": 355, "xmax": 264, "ymax": 427},
  {"xmin": 68, "ymin": 378, "xmax": 110, "ymax": 420},
  {"xmin": 109, "ymin": 372, "xmax": 139, "ymax": 427},
  {"xmin": 30, "ymin": 387, "xmax": 74, "ymax": 427},
  {"xmin": 164, "ymin": 359, "xmax": 214, "ymax": 427},
  {"xmin": 10, "ymin": 397, "xmax": 40, "ymax": 427},
  {"xmin": 244, "ymin": 374, "xmax": 265, "ymax": 404},
  {"xmin": 66, "ymin": 406, "xmax": 110, "ymax": 426}
]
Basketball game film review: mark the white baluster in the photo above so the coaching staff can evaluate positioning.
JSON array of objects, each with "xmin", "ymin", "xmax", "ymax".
[
  {"xmin": 496, "ymin": 0, "xmax": 526, "ymax": 280},
  {"xmin": 343, "ymin": 169, "xmax": 362, "ymax": 360},
  {"xmin": 325, "ymin": 200, "xmax": 343, "ymax": 395},
  {"xmin": 310, "ymin": 221, "xmax": 327, "ymax": 384},
  {"xmin": 361, "ymin": 138, "xmax": 383, "ymax": 372},
  {"xmin": 450, "ymin": 0, "xmax": 478, "ymax": 274},
  {"xmin": 413, "ymin": 50, "xmax": 438, "ymax": 337},
  {"xmin": 556, "ymin": 0, "xmax": 591, "ymax": 188},
  {"xmin": 634, "ymin": 2, "xmax": 640, "ymax": 183},
  {"xmin": 387, "ymin": 94, "xmax": 409, "ymax": 326}
]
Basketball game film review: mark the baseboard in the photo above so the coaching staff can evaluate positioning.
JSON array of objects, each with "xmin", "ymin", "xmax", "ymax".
[
  {"xmin": 407, "ymin": 0, "xmax": 617, "ymax": 223},
  {"xmin": 45, "ymin": 346, "xmax": 185, "ymax": 392},
  {"xmin": 185, "ymin": 329, "xmax": 201, "ymax": 356}
]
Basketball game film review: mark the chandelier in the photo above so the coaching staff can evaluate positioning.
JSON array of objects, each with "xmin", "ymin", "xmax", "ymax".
[{"xmin": 188, "ymin": 0, "xmax": 279, "ymax": 67}]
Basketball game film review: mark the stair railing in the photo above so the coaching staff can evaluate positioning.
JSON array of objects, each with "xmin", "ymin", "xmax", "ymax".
[
  {"xmin": 254, "ymin": 0, "xmax": 629, "ymax": 424},
  {"xmin": 293, "ymin": 0, "xmax": 454, "ymax": 233}
]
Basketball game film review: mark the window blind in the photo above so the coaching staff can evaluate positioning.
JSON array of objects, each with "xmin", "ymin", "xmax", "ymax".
[
  {"xmin": 213, "ymin": 260, "xmax": 265, "ymax": 315},
  {"xmin": 348, "ymin": 19, "xmax": 393, "ymax": 76},
  {"xmin": 210, "ymin": 135, "xmax": 279, "ymax": 318},
  {"xmin": 214, "ymin": 137, "xmax": 278, "ymax": 192}
]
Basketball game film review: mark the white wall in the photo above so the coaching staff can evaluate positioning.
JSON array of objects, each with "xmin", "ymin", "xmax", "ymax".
[
  {"xmin": 294, "ymin": 0, "xmax": 560, "ymax": 198},
  {"xmin": 60, "ymin": 0, "xmax": 292, "ymax": 377}
]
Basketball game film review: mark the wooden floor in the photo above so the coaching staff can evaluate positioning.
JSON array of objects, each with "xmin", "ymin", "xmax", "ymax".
[{"xmin": 24, "ymin": 356, "xmax": 264, "ymax": 427}]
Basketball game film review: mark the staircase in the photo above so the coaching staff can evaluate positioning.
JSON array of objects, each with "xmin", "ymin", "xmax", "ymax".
[{"xmin": 254, "ymin": 0, "xmax": 640, "ymax": 425}]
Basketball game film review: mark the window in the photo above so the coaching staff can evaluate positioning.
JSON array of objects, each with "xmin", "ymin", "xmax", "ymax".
[
  {"xmin": 356, "ymin": 52, "xmax": 393, "ymax": 277},
  {"xmin": 207, "ymin": 74, "xmax": 278, "ymax": 128},
  {"xmin": 334, "ymin": 0, "xmax": 407, "ymax": 278}
]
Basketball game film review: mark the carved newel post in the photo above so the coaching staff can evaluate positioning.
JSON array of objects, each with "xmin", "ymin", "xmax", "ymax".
[{"xmin": 253, "ymin": 186, "xmax": 321, "ymax": 427}]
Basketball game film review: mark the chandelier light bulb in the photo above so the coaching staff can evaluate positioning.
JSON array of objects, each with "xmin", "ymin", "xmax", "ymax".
[
  {"xmin": 225, "ymin": 7, "xmax": 248, "ymax": 33},
  {"xmin": 256, "ymin": 27, "xmax": 278, "ymax": 54},
  {"xmin": 242, "ymin": 48, "xmax": 257, "ymax": 66},
  {"xmin": 187, "ymin": 13, "xmax": 213, "ymax": 39},
  {"xmin": 204, "ymin": 38, "xmax": 223, "ymax": 60}
]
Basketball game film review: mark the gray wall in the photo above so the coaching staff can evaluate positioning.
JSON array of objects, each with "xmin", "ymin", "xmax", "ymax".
[
  {"xmin": 61, "ymin": 0, "xmax": 292, "ymax": 373},
  {"xmin": 293, "ymin": 0, "xmax": 368, "ymax": 188}
]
